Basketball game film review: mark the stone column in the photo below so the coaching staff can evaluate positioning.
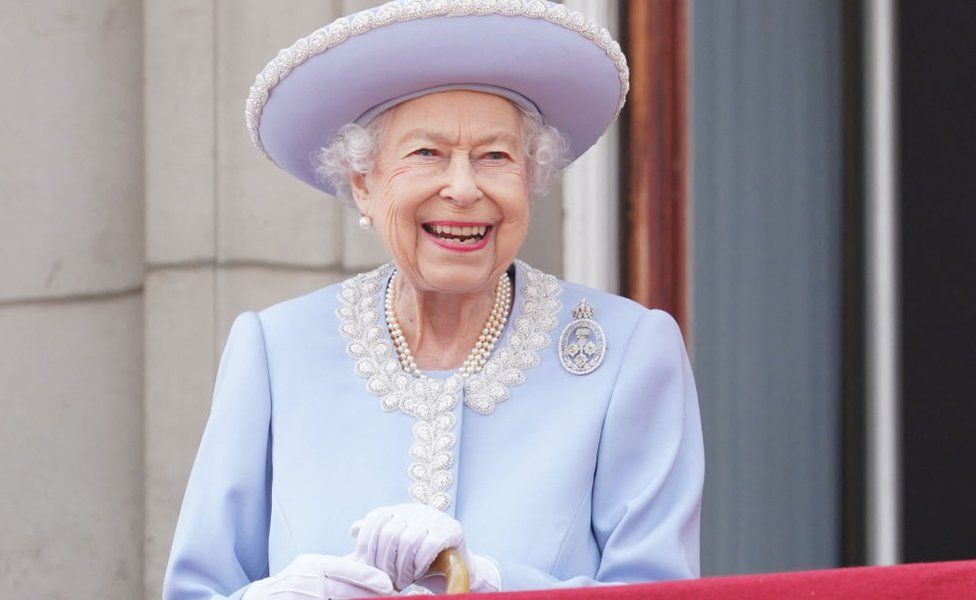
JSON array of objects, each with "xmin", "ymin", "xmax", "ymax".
[
  {"xmin": 143, "ymin": 3, "xmax": 217, "ymax": 596},
  {"xmin": 0, "ymin": 1, "xmax": 144, "ymax": 598},
  {"xmin": 143, "ymin": 2, "xmax": 347, "ymax": 598}
]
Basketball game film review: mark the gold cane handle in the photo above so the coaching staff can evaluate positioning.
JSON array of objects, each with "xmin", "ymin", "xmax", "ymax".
[{"xmin": 426, "ymin": 548, "xmax": 470, "ymax": 594}]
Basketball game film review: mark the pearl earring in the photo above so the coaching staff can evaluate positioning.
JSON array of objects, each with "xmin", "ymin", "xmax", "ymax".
[{"xmin": 358, "ymin": 214, "xmax": 372, "ymax": 230}]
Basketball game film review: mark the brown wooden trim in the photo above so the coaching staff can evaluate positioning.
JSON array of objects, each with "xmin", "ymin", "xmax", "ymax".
[{"xmin": 623, "ymin": 0, "xmax": 688, "ymax": 328}]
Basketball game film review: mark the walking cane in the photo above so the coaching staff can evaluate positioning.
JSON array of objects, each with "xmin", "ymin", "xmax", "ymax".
[{"xmin": 425, "ymin": 548, "xmax": 470, "ymax": 594}]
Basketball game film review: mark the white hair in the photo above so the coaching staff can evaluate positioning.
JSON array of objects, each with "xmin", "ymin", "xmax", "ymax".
[{"xmin": 314, "ymin": 104, "xmax": 570, "ymax": 206}]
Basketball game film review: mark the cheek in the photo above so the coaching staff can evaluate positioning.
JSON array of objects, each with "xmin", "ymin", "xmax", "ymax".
[
  {"xmin": 372, "ymin": 172, "xmax": 433, "ymax": 258},
  {"xmin": 492, "ymin": 176, "xmax": 530, "ymax": 225},
  {"xmin": 376, "ymin": 200, "xmax": 417, "ymax": 252},
  {"xmin": 495, "ymin": 190, "xmax": 531, "ymax": 250}
]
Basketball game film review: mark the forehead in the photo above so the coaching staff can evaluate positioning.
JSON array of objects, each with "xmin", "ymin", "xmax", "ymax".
[{"xmin": 382, "ymin": 90, "xmax": 524, "ymax": 144}]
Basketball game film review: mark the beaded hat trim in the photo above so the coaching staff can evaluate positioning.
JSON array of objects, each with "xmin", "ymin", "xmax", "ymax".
[{"xmin": 244, "ymin": 0, "xmax": 629, "ymax": 160}]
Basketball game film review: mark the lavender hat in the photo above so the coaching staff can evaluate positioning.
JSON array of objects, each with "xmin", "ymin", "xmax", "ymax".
[{"xmin": 245, "ymin": 0, "xmax": 629, "ymax": 196}]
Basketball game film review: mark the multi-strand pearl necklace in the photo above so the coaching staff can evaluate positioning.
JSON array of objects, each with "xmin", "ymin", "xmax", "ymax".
[{"xmin": 384, "ymin": 270, "xmax": 513, "ymax": 379}]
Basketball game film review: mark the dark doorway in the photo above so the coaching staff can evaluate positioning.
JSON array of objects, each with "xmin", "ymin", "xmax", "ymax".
[{"xmin": 898, "ymin": 0, "xmax": 976, "ymax": 563}]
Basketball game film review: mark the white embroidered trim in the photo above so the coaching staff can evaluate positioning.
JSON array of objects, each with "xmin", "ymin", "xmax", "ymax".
[
  {"xmin": 245, "ymin": 0, "xmax": 629, "ymax": 158},
  {"xmin": 336, "ymin": 260, "xmax": 561, "ymax": 510},
  {"xmin": 464, "ymin": 262, "xmax": 561, "ymax": 414}
]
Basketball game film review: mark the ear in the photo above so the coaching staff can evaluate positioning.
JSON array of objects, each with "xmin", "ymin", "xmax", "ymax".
[{"xmin": 350, "ymin": 172, "xmax": 370, "ymax": 216}]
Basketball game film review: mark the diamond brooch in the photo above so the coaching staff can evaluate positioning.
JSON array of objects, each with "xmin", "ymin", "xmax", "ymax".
[{"xmin": 558, "ymin": 298, "xmax": 606, "ymax": 375}]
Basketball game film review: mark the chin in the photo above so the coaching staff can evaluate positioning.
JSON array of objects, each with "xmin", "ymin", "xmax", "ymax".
[{"xmin": 417, "ymin": 260, "xmax": 503, "ymax": 295}]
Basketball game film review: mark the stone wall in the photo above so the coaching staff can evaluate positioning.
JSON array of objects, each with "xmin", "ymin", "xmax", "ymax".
[{"xmin": 0, "ymin": 1, "xmax": 145, "ymax": 598}]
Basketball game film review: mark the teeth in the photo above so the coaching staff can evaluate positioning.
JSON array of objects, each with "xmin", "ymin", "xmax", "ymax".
[{"xmin": 427, "ymin": 224, "xmax": 489, "ymax": 237}]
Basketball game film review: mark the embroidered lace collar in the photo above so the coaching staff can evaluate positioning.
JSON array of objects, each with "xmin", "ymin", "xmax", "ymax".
[
  {"xmin": 336, "ymin": 260, "xmax": 561, "ymax": 510},
  {"xmin": 337, "ymin": 259, "xmax": 562, "ymax": 415}
]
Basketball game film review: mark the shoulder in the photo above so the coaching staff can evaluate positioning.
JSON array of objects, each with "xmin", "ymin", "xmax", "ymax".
[
  {"xmin": 516, "ymin": 261, "xmax": 686, "ymax": 383},
  {"xmin": 256, "ymin": 280, "xmax": 343, "ymax": 328},
  {"xmin": 548, "ymin": 271, "xmax": 684, "ymax": 351},
  {"xmin": 254, "ymin": 263, "xmax": 391, "ymax": 333}
]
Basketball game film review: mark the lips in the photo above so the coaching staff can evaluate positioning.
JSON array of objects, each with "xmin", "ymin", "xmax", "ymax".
[{"xmin": 422, "ymin": 221, "xmax": 493, "ymax": 251}]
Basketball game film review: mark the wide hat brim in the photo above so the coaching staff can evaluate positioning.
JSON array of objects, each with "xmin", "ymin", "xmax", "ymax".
[{"xmin": 245, "ymin": 1, "xmax": 629, "ymax": 197}]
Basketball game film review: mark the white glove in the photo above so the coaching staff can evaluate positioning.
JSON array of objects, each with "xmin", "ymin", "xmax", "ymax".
[
  {"xmin": 349, "ymin": 503, "xmax": 501, "ymax": 593},
  {"xmin": 242, "ymin": 554, "xmax": 394, "ymax": 600}
]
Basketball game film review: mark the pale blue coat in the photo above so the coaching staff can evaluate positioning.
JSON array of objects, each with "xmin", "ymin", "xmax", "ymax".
[{"xmin": 162, "ymin": 261, "xmax": 704, "ymax": 599}]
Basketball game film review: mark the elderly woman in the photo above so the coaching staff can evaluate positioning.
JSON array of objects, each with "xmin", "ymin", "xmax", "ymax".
[{"xmin": 164, "ymin": 2, "xmax": 703, "ymax": 599}]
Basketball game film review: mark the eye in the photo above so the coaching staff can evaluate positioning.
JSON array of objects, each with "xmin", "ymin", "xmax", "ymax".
[
  {"xmin": 485, "ymin": 151, "xmax": 510, "ymax": 161},
  {"xmin": 411, "ymin": 148, "xmax": 438, "ymax": 157}
]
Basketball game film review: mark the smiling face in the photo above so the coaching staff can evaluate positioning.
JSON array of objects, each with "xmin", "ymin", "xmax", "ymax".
[{"xmin": 350, "ymin": 90, "xmax": 530, "ymax": 296}]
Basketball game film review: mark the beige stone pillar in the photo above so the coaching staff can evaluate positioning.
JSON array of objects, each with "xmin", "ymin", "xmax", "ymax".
[
  {"xmin": 142, "ymin": 3, "xmax": 217, "ymax": 596},
  {"xmin": 0, "ymin": 1, "xmax": 144, "ymax": 598},
  {"xmin": 143, "ymin": 2, "xmax": 347, "ymax": 597}
]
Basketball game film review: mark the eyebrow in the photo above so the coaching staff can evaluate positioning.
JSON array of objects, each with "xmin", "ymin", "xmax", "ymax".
[{"xmin": 396, "ymin": 129, "xmax": 521, "ymax": 149}]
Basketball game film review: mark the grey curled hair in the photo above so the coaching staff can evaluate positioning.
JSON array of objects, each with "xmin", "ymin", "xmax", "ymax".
[{"xmin": 314, "ymin": 105, "xmax": 570, "ymax": 206}]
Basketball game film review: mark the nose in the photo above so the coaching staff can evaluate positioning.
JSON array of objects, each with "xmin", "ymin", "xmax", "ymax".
[{"xmin": 439, "ymin": 153, "xmax": 483, "ymax": 206}]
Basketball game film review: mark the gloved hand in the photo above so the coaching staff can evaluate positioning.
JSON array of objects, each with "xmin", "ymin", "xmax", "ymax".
[
  {"xmin": 349, "ymin": 503, "xmax": 501, "ymax": 593},
  {"xmin": 241, "ymin": 553, "xmax": 394, "ymax": 600}
]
